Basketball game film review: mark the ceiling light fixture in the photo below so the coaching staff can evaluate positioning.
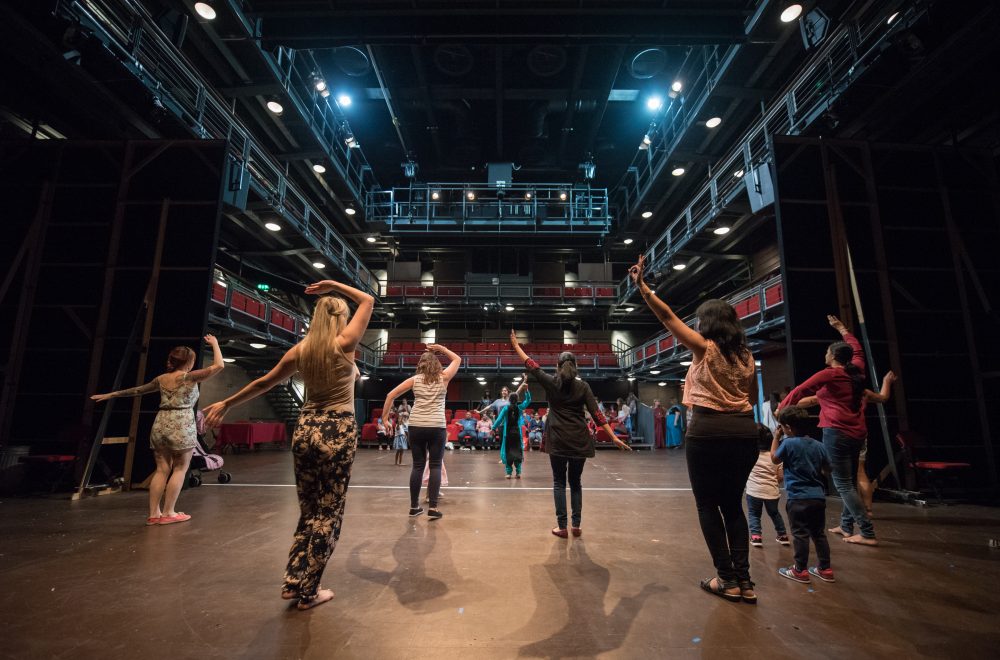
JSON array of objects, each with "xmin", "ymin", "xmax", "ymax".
[
  {"xmin": 312, "ymin": 163, "xmax": 326, "ymax": 174},
  {"xmin": 314, "ymin": 79, "xmax": 327, "ymax": 92},
  {"xmin": 713, "ymin": 223, "xmax": 731, "ymax": 236},
  {"xmin": 646, "ymin": 95, "xmax": 663, "ymax": 111},
  {"xmin": 641, "ymin": 210, "xmax": 653, "ymax": 219},
  {"xmin": 337, "ymin": 94, "xmax": 352, "ymax": 107},
  {"xmin": 650, "ymin": 370, "xmax": 661, "ymax": 375},
  {"xmin": 421, "ymin": 305, "xmax": 430, "ymax": 311},
  {"xmin": 360, "ymin": 374, "xmax": 370, "ymax": 380},
  {"xmin": 387, "ymin": 311, "xmax": 395, "ymax": 317},
  {"xmin": 625, "ymin": 307, "xmax": 635, "ymax": 312},
  {"xmin": 672, "ymin": 262, "xmax": 687, "ymax": 271},
  {"xmin": 505, "ymin": 305, "xmax": 514, "ymax": 312},
  {"xmin": 680, "ymin": 360, "xmax": 692, "ymax": 366},
  {"xmin": 525, "ymin": 191, "xmax": 533, "ymax": 200},
  {"xmin": 223, "ymin": 357, "xmax": 235, "ymax": 363},
  {"xmin": 365, "ymin": 235, "xmax": 377, "ymax": 243},
  {"xmin": 249, "ymin": 342, "xmax": 267, "ymax": 349},
  {"xmin": 887, "ymin": 12, "xmax": 900, "ymax": 25},
  {"xmin": 312, "ymin": 261, "xmax": 326, "ymax": 269},
  {"xmin": 467, "ymin": 191, "xmax": 476, "ymax": 201},
  {"xmin": 431, "ymin": 190, "xmax": 440, "ymax": 200},
  {"xmin": 193, "ymin": 2, "xmax": 216, "ymax": 20},
  {"xmin": 345, "ymin": 207, "xmax": 357, "ymax": 215},
  {"xmin": 671, "ymin": 167, "xmax": 685, "ymax": 176},
  {"xmin": 483, "ymin": 305, "xmax": 489, "ymax": 311},
  {"xmin": 567, "ymin": 306, "xmax": 576, "ymax": 312},
  {"xmin": 627, "ymin": 376, "xmax": 636, "ymax": 382},
  {"xmin": 265, "ymin": 98, "xmax": 284, "ymax": 115},
  {"xmin": 706, "ymin": 116, "xmax": 722, "ymax": 128},
  {"xmin": 780, "ymin": 4, "xmax": 803, "ymax": 22},
  {"xmin": 671, "ymin": 80, "xmax": 683, "ymax": 93},
  {"xmin": 658, "ymin": 381, "xmax": 667, "ymax": 387},
  {"xmin": 559, "ymin": 191, "xmax": 568, "ymax": 201},
  {"xmin": 623, "ymin": 238, "xmax": 634, "ymax": 245},
  {"xmin": 264, "ymin": 222, "xmax": 281, "ymax": 231},
  {"xmin": 734, "ymin": 169, "xmax": 745, "ymax": 178}
]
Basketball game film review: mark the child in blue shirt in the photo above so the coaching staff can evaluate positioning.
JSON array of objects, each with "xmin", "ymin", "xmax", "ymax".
[{"xmin": 771, "ymin": 405, "xmax": 834, "ymax": 584}]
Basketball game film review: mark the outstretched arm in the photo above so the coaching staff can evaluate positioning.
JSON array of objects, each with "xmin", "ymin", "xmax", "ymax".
[
  {"xmin": 186, "ymin": 334, "xmax": 225, "ymax": 383},
  {"xmin": 865, "ymin": 371, "xmax": 896, "ymax": 404},
  {"xmin": 629, "ymin": 254, "xmax": 708, "ymax": 360},
  {"xmin": 303, "ymin": 279, "xmax": 376, "ymax": 354},
  {"xmin": 202, "ymin": 347, "xmax": 299, "ymax": 427},
  {"xmin": 428, "ymin": 344, "xmax": 462, "ymax": 381},
  {"xmin": 91, "ymin": 377, "xmax": 159, "ymax": 402},
  {"xmin": 583, "ymin": 385, "xmax": 631, "ymax": 451},
  {"xmin": 381, "ymin": 378, "xmax": 415, "ymax": 426}
]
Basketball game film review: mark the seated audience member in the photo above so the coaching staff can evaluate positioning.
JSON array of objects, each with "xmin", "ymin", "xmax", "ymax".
[
  {"xmin": 458, "ymin": 411, "xmax": 478, "ymax": 449},
  {"xmin": 527, "ymin": 412, "xmax": 544, "ymax": 447},
  {"xmin": 476, "ymin": 413, "xmax": 493, "ymax": 449}
]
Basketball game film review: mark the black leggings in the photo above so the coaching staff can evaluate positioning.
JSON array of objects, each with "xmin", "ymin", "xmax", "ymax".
[
  {"xmin": 685, "ymin": 408, "xmax": 759, "ymax": 584},
  {"xmin": 408, "ymin": 426, "xmax": 446, "ymax": 508}
]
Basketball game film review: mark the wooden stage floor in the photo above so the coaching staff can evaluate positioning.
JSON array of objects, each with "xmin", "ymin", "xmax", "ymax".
[{"xmin": 2, "ymin": 448, "xmax": 999, "ymax": 659}]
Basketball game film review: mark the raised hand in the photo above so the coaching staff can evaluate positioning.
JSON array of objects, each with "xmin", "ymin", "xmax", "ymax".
[
  {"xmin": 827, "ymin": 314, "xmax": 848, "ymax": 335},
  {"xmin": 884, "ymin": 370, "xmax": 897, "ymax": 384},
  {"xmin": 629, "ymin": 254, "xmax": 648, "ymax": 289},
  {"xmin": 509, "ymin": 329, "xmax": 519, "ymax": 346},
  {"xmin": 204, "ymin": 333, "xmax": 219, "ymax": 346},
  {"xmin": 304, "ymin": 280, "xmax": 337, "ymax": 295},
  {"xmin": 90, "ymin": 393, "xmax": 112, "ymax": 403}
]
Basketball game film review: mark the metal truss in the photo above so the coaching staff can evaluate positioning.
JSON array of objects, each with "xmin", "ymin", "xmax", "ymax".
[
  {"xmin": 368, "ymin": 184, "xmax": 611, "ymax": 234},
  {"xmin": 615, "ymin": 1, "xmax": 925, "ymax": 305},
  {"xmin": 55, "ymin": 0, "xmax": 380, "ymax": 294}
]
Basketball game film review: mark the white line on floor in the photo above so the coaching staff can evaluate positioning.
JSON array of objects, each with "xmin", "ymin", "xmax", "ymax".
[{"xmin": 202, "ymin": 483, "xmax": 692, "ymax": 491}]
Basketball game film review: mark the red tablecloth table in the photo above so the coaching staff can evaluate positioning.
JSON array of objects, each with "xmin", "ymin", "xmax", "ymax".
[{"xmin": 216, "ymin": 422, "xmax": 287, "ymax": 451}]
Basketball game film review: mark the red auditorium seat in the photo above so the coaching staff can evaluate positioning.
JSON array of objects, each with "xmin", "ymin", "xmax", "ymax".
[
  {"xmin": 501, "ymin": 355, "xmax": 522, "ymax": 367},
  {"xmin": 598, "ymin": 355, "xmax": 618, "ymax": 367},
  {"xmin": 438, "ymin": 286, "xmax": 464, "ymax": 296},
  {"xmin": 386, "ymin": 285, "xmax": 403, "ymax": 296},
  {"xmin": 402, "ymin": 342, "xmax": 415, "ymax": 351},
  {"xmin": 361, "ymin": 423, "xmax": 378, "ymax": 445},
  {"xmin": 371, "ymin": 408, "xmax": 383, "ymax": 422},
  {"xmin": 658, "ymin": 337, "xmax": 674, "ymax": 352},
  {"xmin": 596, "ymin": 287, "xmax": 614, "ymax": 297},
  {"xmin": 402, "ymin": 355, "xmax": 420, "ymax": 366},
  {"xmin": 644, "ymin": 345, "xmax": 656, "ymax": 359},
  {"xmin": 388, "ymin": 342, "xmax": 402, "ymax": 352},
  {"xmin": 461, "ymin": 342, "xmax": 475, "ymax": 353},
  {"xmin": 469, "ymin": 355, "xmax": 494, "ymax": 366},
  {"xmin": 212, "ymin": 282, "xmax": 227, "ymax": 304},
  {"xmin": 537, "ymin": 407, "xmax": 547, "ymax": 418},
  {"xmin": 746, "ymin": 296, "xmax": 761, "ymax": 314},
  {"xmin": 765, "ymin": 282, "xmax": 783, "ymax": 307},
  {"xmin": 897, "ymin": 431, "xmax": 971, "ymax": 503}
]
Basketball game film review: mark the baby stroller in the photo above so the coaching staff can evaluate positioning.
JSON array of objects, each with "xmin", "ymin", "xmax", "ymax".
[{"xmin": 186, "ymin": 410, "xmax": 232, "ymax": 488}]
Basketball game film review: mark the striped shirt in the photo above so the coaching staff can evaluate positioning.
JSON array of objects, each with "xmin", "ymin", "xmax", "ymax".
[{"xmin": 408, "ymin": 373, "xmax": 447, "ymax": 428}]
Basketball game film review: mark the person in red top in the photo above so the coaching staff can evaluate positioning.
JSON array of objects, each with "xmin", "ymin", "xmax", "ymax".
[{"xmin": 781, "ymin": 315, "xmax": 877, "ymax": 546}]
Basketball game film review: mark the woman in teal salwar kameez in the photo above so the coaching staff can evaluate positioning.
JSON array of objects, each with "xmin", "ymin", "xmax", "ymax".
[{"xmin": 492, "ymin": 389, "xmax": 532, "ymax": 478}]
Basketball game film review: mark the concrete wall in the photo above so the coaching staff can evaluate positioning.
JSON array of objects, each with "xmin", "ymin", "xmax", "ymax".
[{"xmin": 197, "ymin": 357, "xmax": 278, "ymax": 421}]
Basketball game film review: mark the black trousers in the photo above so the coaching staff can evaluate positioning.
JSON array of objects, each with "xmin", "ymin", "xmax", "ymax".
[
  {"xmin": 685, "ymin": 408, "xmax": 759, "ymax": 584},
  {"xmin": 786, "ymin": 498, "xmax": 831, "ymax": 570},
  {"xmin": 408, "ymin": 426, "xmax": 446, "ymax": 508}
]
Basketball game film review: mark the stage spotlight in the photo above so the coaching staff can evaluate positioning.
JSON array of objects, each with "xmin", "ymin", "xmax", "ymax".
[
  {"xmin": 780, "ymin": 4, "xmax": 802, "ymax": 22},
  {"xmin": 312, "ymin": 163, "xmax": 326, "ymax": 174},
  {"xmin": 671, "ymin": 80, "xmax": 683, "ymax": 93},
  {"xmin": 641, "ymin": 210, "xmax": 653, "ymax": 219},
  {"xmin": 193, "ymin": 2, "xmax": 216, "ymax": 20},
  {"xmin": 623, "ymin": 238, "xmax": 634, "ymax": 245},
  {"xmin": 312, "ymin": 261, "xmax": 326, "ymax": 269},
  {"xmin": 671, "ymin": 167, "xmax": 685, "ymax": 176},
  {"xmin": 646, "ymin": 95, "xmax": 663, "ymax": 111},
  {"xmin": 706, "ymin": 116, "xmax": 722, "ymax": 128},
  {"xmin": 365, "ymin": 235, "xmax": 377, "ymax": 243},
  {"xmin": 265, "ymin": 222, "xmax": 281, "ymax": 231},
  {"xmin": 337, "ymin": 93, "xmax": 352, "ymax": 107},
  {"xmin": 345, "ymin": 206, "xmax": 357, "ymax": 215},
  {"xmin": 266, "ymin": 98, "xmax": 284, "ymax": 115},
  {"xmin": 431, "ymin": 190, "xmax": 440, "ymax": 200}
]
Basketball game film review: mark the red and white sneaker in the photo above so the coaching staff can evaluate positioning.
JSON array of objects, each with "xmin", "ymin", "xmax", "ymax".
[
  {"xmin": 750, "ymin": 534, "xmax": 763, "ymax": 547},
  {"xmin": 808, "ymin": 566, "xmax": 836, "ymax": 583},
  {"xmin": 776, "ymin": 534, "xmax": 791, "ymax": 546},
  {"xmin": 778, "ymin": 565, "xmax": 810, "ymax": 583}
]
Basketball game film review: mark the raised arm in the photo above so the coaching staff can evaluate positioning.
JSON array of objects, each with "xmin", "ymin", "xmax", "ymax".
[
  {"xmin": 518, "ymin": 388, "xmax": 532, "ymax": 411},
  {"xmin": 303, "ymin": 279, "xmax": 376, "ymax": 354},
  {"xmin": 829, "ymin": 315, "xmax": 865, "ymax": 372},
  {"xmin": 428, "ymin": 343, "xmax": 462, "ymax": 381},
  {"xmin": 510, "ymin": 329, "xmax": 558, "ymax": 391},
  {"xmin": 583, "ymin": 385, "xmax": 631, "ymax": 451},
  {"xmin": 629, "ymin": 254, "xmax": 708, "ymax": 360},
  {"xmin": 780, "ymin": 369, "xmax": 835, "ymax": 410},
  {"xmin": 186, "ymin": 334, "xmax": 225, "ymax": 383},
  {"xmin": 770, "ymin": 425, "xmax": 784, "ymax": 464},
  {"xmin": 865, "ymin": 370, "xmax": 896, "ymax": 404},
  {"xmin": 381, "ymin": 377, "xmax": 415, "ymax": 426},
  {"xmin": 91, "ymin": 377, "xmax": 159, "ymax": 402},
  {"xmin": 202, "ymin": 346, "xmax": 299, "ymax": 427}
]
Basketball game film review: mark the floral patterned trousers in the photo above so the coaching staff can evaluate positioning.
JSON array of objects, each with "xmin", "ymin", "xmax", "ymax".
[{"xmin": 283, "ymin": 410, "xmax": 358, "ymax": 602}]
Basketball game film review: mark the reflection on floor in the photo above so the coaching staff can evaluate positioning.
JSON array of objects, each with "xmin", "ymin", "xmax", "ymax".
[{"xmin": 2, "ymin": 449, "xmax": 999, "ymax": 659}]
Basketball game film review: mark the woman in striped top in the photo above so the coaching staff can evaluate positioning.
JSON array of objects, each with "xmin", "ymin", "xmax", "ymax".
[{"xmin": 382, "ymin": 344, "xmax": 461, "ymax": 519}]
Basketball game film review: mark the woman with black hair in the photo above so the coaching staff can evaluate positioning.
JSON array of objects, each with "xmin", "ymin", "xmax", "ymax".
[
  {"xmin": 492, "ymin": 385, "xmax": 531, "ymax": 478},
  {"xmin": 780, "ymin": 315, "xmax": 878, "ymax": 546},
  {"xmin": 510, "ymin": 330, "xmax": 630, "ymax": 538},
  {"xmin": 630, "ymin": 255, "xmax": 760, "ymax": 604}
]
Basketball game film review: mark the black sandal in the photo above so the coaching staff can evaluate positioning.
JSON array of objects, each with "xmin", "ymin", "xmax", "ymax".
[
  {"xmin": 699, "ymin": 577, "xmax": 741, "ymax": 602},
  {"xmin": 738, "ymin": 579, "xmax": 757, "ymax": 604}
]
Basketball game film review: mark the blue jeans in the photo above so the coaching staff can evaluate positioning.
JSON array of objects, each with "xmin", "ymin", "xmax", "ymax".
[
  {"xmin": 746, "ymin": 495, "xmax": 787, "ymax": 536},
  {"xmin": 549, "ymin": 455, "xmax": 586, "ymax": 529},
  {"xmin": 822, "ymin": 428, "xmax": 875, "ymax": 539}
]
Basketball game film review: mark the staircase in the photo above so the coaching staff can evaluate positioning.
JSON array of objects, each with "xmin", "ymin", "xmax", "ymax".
[{"xmin": 249, "ymin": 371, "xmax": 303, "ymax": 433}]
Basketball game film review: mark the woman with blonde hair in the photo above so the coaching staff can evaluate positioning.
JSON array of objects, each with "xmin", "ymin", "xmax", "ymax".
[
  {"xmin": 91, "ymin": 334, "xmax": 225, "ymax": 526},
  {"xmin": 202, "ymin": 279, "xmax": 374, "ymax": 610},
  {"xmin": 381, "ymin": 344, "xmax": 461, "ymax": 520}
]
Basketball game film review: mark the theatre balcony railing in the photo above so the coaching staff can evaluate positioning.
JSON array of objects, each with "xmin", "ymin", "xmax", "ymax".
[
  {"xmin": 376, "ymin": 341, "xmax": 623, "ymax": 375},
  {"xmin": 208, "ymin": 270, "xmax": 378, "ymax": 371},
  {"xmin": 623, "ymin": 274, "xmax": 785, "ymax": 376},
  {"xmin": 380, "ymin": 280, "xmax": 622, "ymax": 305},
  {"xmin": 615, "ymin": 1, "xmax": 926, "ymax": 305},
  {"xmin": 367, "ymin": 184, "xmax": 612, "ymax": 234},
  {"xmin": 54, "ymin": 0, "xmax": 379, "ymax": 296}
]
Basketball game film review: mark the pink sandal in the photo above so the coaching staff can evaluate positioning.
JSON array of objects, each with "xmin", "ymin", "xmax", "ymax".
[
  {"xmin": 158, "ymin": 513, "xmax": 192, "ymax": 525},
  {"xmin": 145, "ymin": 517, "xmax": 161, "ymax": 526}
]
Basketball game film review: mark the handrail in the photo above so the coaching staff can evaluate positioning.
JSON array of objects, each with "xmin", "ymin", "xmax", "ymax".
[
  {"xmin": 381, "ymin": 279, "xmax": 622, "ymax": 304},
  {"xmin": 615, "ymin": 2, "xmax": 922, "ymax": 304},
  {"xmin": 55, "ymin": 0, "xmax": 379, "ymax": 295}
]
